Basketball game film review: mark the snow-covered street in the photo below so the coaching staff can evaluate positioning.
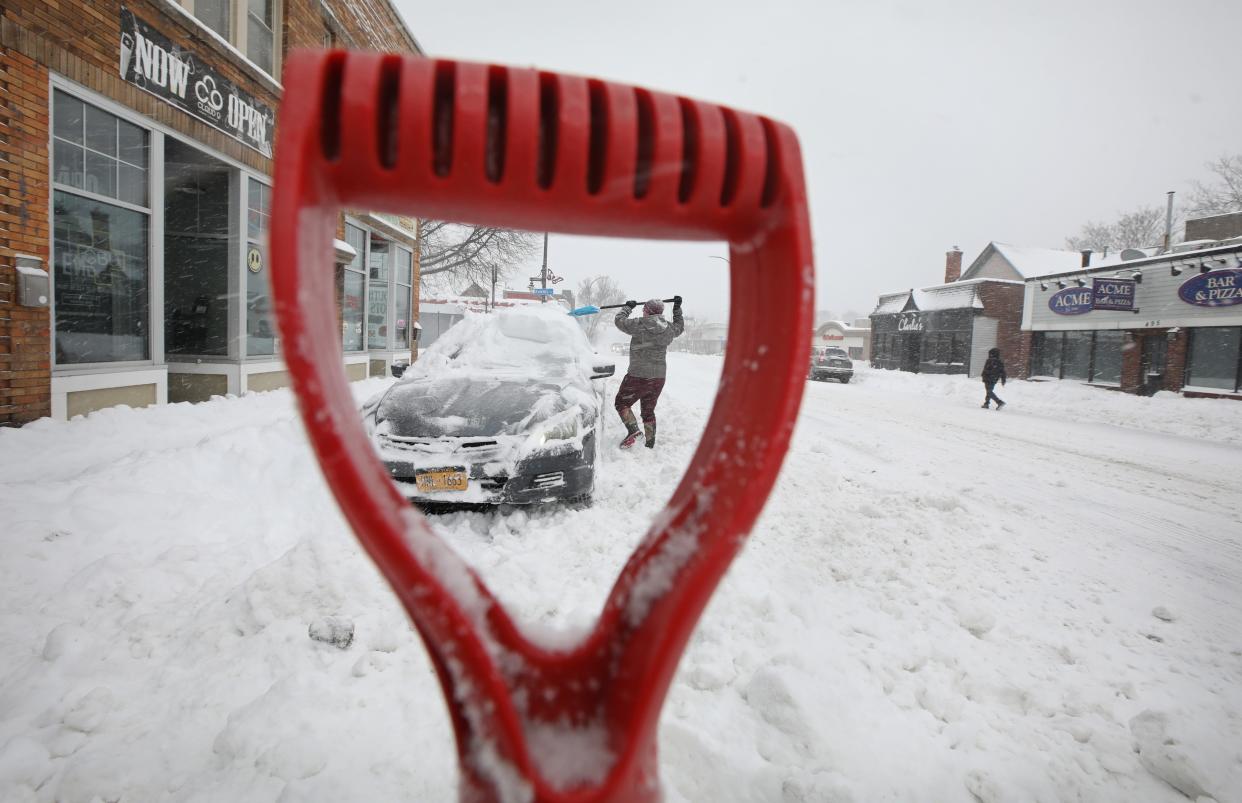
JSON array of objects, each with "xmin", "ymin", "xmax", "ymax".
[{"xmin": 2, "ymin": 356, "xmax": 1241, "ymax": 802}]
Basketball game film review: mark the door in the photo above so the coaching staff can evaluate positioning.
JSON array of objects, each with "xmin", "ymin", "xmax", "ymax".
[
  {"xmin": 900, "ymin": 333, "xmax": 922, "ymax": 373},
  {"xmin": 1139, "ymin": 334, "xmax": 1168, "ymax": 395}
]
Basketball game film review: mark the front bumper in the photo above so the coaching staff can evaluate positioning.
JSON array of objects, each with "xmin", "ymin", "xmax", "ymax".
[
  {"xmin": 810, "ymin": 367, "xmax": 853, "ymax": 381},
  {"xmin": 377, "ymin": 431, "xmax": 596, "ymax": 505}
]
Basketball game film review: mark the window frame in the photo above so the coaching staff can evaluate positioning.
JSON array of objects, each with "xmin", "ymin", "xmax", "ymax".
[
  {"xmin": 50, "ymin": 87, "xmax": 158, "ymax": 372},
  {"xmin": 244, "ymin": 176, "xmax": 276, "ymax": 357},
  {"xmin": 172, "ymin": 0, "xmax": 283, "ymax": 80},
  {"xmin": 1185, "ymin": 326, "xmax": 1242, "ymax": 394},
  {"xmin": 341, "ymin": 223, "xmax": 368, "ymax": 353}
]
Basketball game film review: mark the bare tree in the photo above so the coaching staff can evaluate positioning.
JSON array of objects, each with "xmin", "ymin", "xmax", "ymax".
[
  {"xmin": 575, "ymin": 274, "xmax": 628, "ymax": 343},
  {"xmin": 418, "ymin": 221, "xmax": 540, "ymax": 289},
  {"xmin": 1065, "ymin": 206, "xmax": 1168, "ymax": 254},
  {"xmin": 1187, "ymin": 154, "xmax": 1242, "ymax": 218}
]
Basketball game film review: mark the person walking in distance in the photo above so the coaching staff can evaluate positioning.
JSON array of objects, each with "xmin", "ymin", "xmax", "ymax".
[
  {"xmin": 981, "ymin": 347, "xmax": 1007, "ymax": 409},
  {"xmin": 614, "ymin": 296, "xmax": 685, "ymax": 448}
]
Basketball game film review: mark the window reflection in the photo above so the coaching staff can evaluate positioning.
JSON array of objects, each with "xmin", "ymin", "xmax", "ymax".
[
  {"xmin": 164, "ymin": 139, "xmax": 231, "ymax": 357},
  {"xmin": 53, "ymin": 192, "xmax": 149, "ymax": 364}
]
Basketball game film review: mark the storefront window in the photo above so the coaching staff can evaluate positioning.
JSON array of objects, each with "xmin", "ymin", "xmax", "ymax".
[
  {"xmin": 164, "ymin": 139, "xmax": 231, "ymax": 357},
  {"xmin": 53, "ymin": 192, "xmax": 150, "ymax": 364},
  {"xmin": 1062, "ymin": 331, "xmax": 1092, "ymax": 380},
  {"xmin": 246, "ymin": 179, "xmax": 276, "ymax": 356},
  {"xmin": 950, "ymin": 333, "xmax": 968, "ymax": 366},
  {"xmin": 1031, "ymin": 332, "xmax": 1062, "ymax": 377},
  {"xmin": 1186, "ymin": 327, "xmax": 1241, "ymax": 391},
  {"xmin": 368, "ymin": 240, "xmax": 390, "ymax": 350},
  {"xmin": 394, "ymin": 247, "xmax": 413, "ymax": 349},
  {"xmin": 341, "ymin": 224, "xmax": 366, "ymax": 351},
  {"xmin": 54, "ymin": 92, "xmax": 148, "ymax": 207},
  {"xmin": 52, "ymin": 91, "xmax": 151, "ymax": 365},
  {"xmin": 1091, "ymin": 331, "xmax": 1123, "ymax": 385}
]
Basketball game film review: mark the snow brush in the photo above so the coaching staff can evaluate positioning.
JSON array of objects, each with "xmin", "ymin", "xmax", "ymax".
[
  {"xmin": 271, "ymin": 50, "xmax": 813, "ymax": 803},
  {"xmin": 567, "ymin": 298, "xmax": 678, "ymax": 317}
]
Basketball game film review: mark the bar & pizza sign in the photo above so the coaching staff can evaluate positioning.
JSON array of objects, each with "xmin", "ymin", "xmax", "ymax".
[{"xmin": 1179, "ymin": 269, "xmax": 1242, "ymax": 307}]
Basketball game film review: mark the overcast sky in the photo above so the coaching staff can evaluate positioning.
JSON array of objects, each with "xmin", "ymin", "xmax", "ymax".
[{"xmin": 396, "ymin": 0, "xmax": 1242, "ymax": 323}]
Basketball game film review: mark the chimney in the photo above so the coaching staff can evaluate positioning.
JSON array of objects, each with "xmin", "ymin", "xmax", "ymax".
[
  {"xmin": 1080, "ymin": 249, "xmax": 1092, "ymax": 267},
  {"xmin": 945, "ymin": 246, "xmax": 963, "ymax": 283}
]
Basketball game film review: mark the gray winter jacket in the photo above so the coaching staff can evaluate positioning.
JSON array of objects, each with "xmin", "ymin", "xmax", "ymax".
[{"xmin": 615, "ymin": 306, "xmax": 685, "ymax": 379}]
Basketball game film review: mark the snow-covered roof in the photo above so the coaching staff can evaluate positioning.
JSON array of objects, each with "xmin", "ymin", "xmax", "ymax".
[
  {"xmin": 985, "ymin": 243, "xmax": 1086, "ymax": 279},
  {"xmin": 872, "ymin": 278, "xmax": 1014, "ymax": 315},
  {"xmin": 873, "ymin": 293, "xmax": 909, "ymax": 314},
  {"xmin": 815, "ymin": 320, "xmax": 870, "ymax": 335}
]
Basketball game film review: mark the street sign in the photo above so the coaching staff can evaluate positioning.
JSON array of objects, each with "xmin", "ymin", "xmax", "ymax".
[{"xmin": 532, "ymin": 287, "xmax": 556, "ymax": 296}]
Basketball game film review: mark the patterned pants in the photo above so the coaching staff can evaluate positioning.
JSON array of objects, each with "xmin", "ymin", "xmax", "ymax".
[{"xmin": 614, "ymin": 374, "xmax": 666, "ymax": 427}]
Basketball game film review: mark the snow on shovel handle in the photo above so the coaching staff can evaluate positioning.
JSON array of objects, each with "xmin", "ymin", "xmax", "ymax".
[{"xmin": 568, "ymin": 297, "xmax": 678, "ymax": 317}]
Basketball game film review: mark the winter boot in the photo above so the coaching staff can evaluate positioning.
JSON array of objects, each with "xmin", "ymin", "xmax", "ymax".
[
  {"xmin": 643, "ymin": 421, "xmax": 657, "ymax": 449},
  {"xmin": 618, "ymin": 408, "xmax": 640, "ymax": 448}
]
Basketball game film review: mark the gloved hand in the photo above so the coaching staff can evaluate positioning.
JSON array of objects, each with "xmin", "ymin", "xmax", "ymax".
[
  {"xmin": 624, "ymin": 300, "xmax": 637, "ymax": 309},
  {"xmin": 673, "ymin": 295, "xmax": 683, "ymax": 308}
]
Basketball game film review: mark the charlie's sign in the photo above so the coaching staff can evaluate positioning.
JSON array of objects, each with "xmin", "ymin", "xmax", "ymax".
[
  {"xmin": 119, "ymin": 7, "xmax": 274, "ymax": 157},
  {"xmin": 1049, "ymin": 286, "xmax": 1093, "ymax": 315},
  {"xmin": 1179, "ymin": 269, "xmax": 1242, "ymax": 307},
  {"xmin": 1091, "ymin": 277, "xmax": 1136, "ymax": 311}
]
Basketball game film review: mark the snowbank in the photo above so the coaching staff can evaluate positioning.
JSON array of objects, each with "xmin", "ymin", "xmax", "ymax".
[{"xmin": 1, "ymin": 358, "xmax": 1240, "ymax": 801}]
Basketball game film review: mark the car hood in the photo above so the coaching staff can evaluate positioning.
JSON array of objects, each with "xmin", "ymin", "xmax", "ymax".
[{"xmin": 376, "ymin": 374, "xmax": 586, "ymax": 438}]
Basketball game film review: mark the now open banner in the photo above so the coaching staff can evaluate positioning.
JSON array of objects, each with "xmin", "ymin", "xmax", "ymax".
[{"xmin": 119, "ymin": 7, "xmax": 275, "ymax": 157}]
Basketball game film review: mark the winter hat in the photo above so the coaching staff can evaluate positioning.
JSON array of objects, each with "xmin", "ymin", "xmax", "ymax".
[{"xmin": 643, "ymin": 298, "xmax": 664, "ymax": 316}]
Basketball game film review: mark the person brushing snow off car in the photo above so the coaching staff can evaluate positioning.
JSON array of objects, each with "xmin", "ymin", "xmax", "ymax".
[
  {"xmin": 614, "ymin": 296, "xmax": 685, "ymax": 448},
  {"xmin": 981, "ymin": 347, "xmax": 1007, "ymax": 409}
]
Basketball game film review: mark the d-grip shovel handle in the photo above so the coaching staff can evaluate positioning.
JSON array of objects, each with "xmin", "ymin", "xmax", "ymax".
[{"xmin": 271, "ymin": 50, "xmax": 813, "ymax": 802}]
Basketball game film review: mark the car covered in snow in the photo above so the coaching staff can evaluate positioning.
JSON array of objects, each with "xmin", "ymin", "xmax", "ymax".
[
  {"xmin": 362, "ymin": 307, "xmax": 614, "ymax": 506},
  {"xmin": 809, "ymin": 346, "xmax": 853, "ymax": 383}
]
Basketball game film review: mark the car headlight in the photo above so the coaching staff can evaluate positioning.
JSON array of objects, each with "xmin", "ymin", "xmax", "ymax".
[{"xmin": 539, "ymin": 414, "xmax": 579, "ymax": 444}]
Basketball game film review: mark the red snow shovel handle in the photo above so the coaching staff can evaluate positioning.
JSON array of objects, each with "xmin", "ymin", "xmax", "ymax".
[{"xmin": 271, "ymin": 51, "xmax": 814, "ymax": 802}]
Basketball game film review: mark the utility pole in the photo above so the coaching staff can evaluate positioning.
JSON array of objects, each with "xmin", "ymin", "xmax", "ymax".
[
  {"xmin": 490, "ymin": 264, "xmax": 497, "ymax": 313},
  {"xmin": 1162, "ymin": 191, "xmax": 1175, "ymax": 254},
  {"xmin": 540, "ymin": 232, "xmax": 549, "ymax": 303}
]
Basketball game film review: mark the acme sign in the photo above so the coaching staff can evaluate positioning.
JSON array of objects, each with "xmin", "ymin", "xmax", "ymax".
[
  {"xmin": 1091, "ymin": 278, "xmax": 1135, "ymax": 311},
  {"xmin": 1049, "ymin": 286, "xmax": 1093, "ymax": 315},
  {"xmin": 1179, "ymin": 269, "xmax": 1242, "ymax": 307},
  {"xmin": 119, "ymin": 7, "xmax": 275, "ymax": 157}
]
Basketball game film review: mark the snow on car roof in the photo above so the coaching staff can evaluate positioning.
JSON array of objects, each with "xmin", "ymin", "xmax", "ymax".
[{"xmin": 408, "ymin": 306, "xmax": 598, "ymax": 379}]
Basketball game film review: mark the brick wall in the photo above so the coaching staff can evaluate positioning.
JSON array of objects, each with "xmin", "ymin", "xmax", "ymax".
[
  {"xmin": 976, "ymin": 282, "xmax": 1029, "ymax": 379},
  {"xmin": 0, "ymin": 46, "xmax": 51, "ymax": 422},
  {"xmin": 1121, "ymin": 333, "xmax": 1143, "ymax": 390},
  {"xmin": 0, "ymin": 0, "xmax": 421, "ymax": 423},
  {"xmin": 1163, "ymin": 329, "xmax": 1188, "ymax": 393}
]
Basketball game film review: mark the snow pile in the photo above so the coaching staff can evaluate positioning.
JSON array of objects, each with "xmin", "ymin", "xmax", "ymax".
[
  {"xmin": 851, "ymin": 363, "xmax": 1242, "ymax": 445},
  {"xmin": 408, "ymin": 305, "xmax": 599, "ymax": 380},
  {"xmin": 2, "ymin": 355, "xmax": 1241, "ymax": 801}
]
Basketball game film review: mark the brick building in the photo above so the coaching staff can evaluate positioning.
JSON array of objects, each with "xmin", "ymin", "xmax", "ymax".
[
  {"xmin": 1022, "ymin": 215, "xmax": 1242, "ymax": 397},
  {"xmin": 870, "ymin": 248, "xmax": 1026, "ymax": 377},
  {"xmin": 1, "ymin": 0, "xmax": 423, "ymax": 424}
]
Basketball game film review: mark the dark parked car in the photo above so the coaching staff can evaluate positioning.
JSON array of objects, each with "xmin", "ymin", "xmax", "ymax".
[
  {"xmin": 809, "ymin": 346, "xmax": 854, "ymax": 383},
  {"xmin": 362, "ymin": 308, "xmax": 614, "ymax": 506}
]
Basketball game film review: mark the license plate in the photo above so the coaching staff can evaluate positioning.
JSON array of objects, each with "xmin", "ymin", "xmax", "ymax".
[{"xmin": 415, "ymin": 469, "xmax": 468, "ymax": 493}]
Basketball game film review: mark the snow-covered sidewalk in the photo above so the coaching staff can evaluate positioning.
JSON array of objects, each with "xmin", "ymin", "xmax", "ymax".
[{"xmin": 1, "ymin": 359, "xmax": 1240, "ymax": 802}]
